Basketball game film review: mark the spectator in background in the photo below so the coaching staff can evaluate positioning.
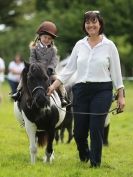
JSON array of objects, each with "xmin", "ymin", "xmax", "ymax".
[
  {"xmin": 0, "ymin": 57, "xmax": 5, "ymax": 84},
  {"xmin": 0, "ymin": 57, "xmax": 5, "ymax": 102},
  {"xmin": 7, "ymin": 53, "xmax": 24, "ymax": 94}
]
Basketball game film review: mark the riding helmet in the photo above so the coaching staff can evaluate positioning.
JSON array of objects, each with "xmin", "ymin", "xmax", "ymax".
[{"xmin": 36, "ymin": 21, "xmax": 58, "ymax": 38}]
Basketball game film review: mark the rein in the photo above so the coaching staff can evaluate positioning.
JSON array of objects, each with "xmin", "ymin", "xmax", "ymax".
[
  {"xmin": 51, "ymin": 95, "xmax": 120, "ymax": 116},
  {"xmin": 26, "ymin": 86, "xmax": 46, "ymax": 109}
]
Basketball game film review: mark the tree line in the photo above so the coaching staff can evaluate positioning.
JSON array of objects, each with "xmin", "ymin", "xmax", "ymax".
[{"xmin": 0, "ymin": 0, "xmax": 133, "ymax": 76}]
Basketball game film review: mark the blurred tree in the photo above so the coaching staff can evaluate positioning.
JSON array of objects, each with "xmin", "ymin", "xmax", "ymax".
[
  {"xmin": 0, "ymin": 0, "xmax": 36, "ymax": 27},
  {"xmin": 97, "ymin": 0, "xmax": 133, "ymax": 76},
  {"xmin": 0, "ymin": 0, "xmax": 133, "ymax": 76},
  {"xmin": 36, "ymin": 0, "xmax": 49, "ymax": 11},
  {"xmin": 0, "ymin": 0, "xmax": 20, "ymax": 27}
]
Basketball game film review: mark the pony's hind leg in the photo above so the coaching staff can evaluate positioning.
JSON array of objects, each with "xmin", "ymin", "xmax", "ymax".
[
  {"xmin": 55, "ymin": 130, "xmax": 60, "ymax": 144},
  {"xmin": 43, "ymin": 150, "xmax": 54, "ymax": 163},
  {"xmin": 60, "ymin": 127, "xmax": 65, "ymax": 143},
  {"xmin": 67, "ymin": 126, "xmax": 73, "ymax": 143}
]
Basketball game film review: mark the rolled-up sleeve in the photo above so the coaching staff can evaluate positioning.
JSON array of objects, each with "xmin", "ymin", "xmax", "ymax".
[{"xmin": 109, "ymin": 42, "xmax": 124, "ymax": 90}]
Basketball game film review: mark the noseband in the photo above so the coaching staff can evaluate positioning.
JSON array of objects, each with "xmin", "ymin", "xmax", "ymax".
[{"xmin": 32, "ymin": 86, "xmax": 45, "ymax": 95}]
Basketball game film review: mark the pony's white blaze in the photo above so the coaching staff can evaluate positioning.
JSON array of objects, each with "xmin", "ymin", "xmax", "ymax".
[
  {"xmin": 50, "ymin": 91, "xmax": 66, "ymax": 128},
  {"xmin": 14, "ymin": 102, "xmax": 24, "ymax": 126},
  {"xmin": 22, "ymin": 111, "xmax": 37, "ymax": 131}
]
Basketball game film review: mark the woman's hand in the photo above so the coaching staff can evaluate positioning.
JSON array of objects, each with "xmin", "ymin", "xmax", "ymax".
[
  {"xmin": 117, "ymin": 97, "xmax": 125, "ymax": 113},
  {"xmin": 117, "ymin": 88, "xmax": 125, "ymax": 113}
]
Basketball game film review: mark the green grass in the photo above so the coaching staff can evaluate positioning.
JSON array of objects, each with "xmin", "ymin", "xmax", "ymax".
[{"xmin": 0, "ymin": 81, "xmax": 133, "ymax": 177}]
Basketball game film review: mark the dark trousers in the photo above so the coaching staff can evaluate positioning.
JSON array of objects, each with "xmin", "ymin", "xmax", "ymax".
[
  {"xmin": 8, "ymin": 79, "xmax": 19, "ymax": 94},
  {"xmin": 72, "ymin": 82, "xmax": 113, "ymax": 166}
]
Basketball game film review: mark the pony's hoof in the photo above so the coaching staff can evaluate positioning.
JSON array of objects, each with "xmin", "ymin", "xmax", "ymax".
[{"xmin": 43, "ymin": 151, "xmax": 54, "ymax": 163}]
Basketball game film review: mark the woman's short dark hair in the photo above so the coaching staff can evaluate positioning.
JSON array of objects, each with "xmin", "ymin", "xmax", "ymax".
[{"xmin": 83, "ymin": 11, "xmax": 104, "ymax": 35}]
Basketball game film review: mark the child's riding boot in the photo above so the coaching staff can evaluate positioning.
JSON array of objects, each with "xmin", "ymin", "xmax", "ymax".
[
  {"xmin": 59, "ymin": 85, "xmax": 68, "ymax": 107},
  {"xmin": 60, "ymin": 97, "xmax": 68, "ymax": 107},
  {"xmin": 11, "ymin": 90, "xmax": 21, "ymax": 102}
]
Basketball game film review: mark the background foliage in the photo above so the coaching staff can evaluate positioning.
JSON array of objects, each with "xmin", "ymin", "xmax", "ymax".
[{"xmin": 0, "ymin": 0, "xmax": 133, "ymax": 76}]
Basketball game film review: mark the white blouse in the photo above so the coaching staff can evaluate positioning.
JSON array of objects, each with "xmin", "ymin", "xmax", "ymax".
[
  {"xmin": 8, "ymin": 61, "xmax": 24, "ymax": 82},
  {"xmin": 58, "ymin": 35, "xmax": 124, "ymax": 90}
]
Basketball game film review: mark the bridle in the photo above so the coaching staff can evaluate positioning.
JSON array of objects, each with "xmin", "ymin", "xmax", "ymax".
[
  {"xmin": 26, "ymin": 86, "xmax": 47, "ymax": 109},
  {"xmin": 32, "ymin": 86, "xmax": 45, "ymax": 95}
]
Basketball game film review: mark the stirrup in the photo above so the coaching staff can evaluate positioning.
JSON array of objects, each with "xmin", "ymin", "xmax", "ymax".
[
  {"xmin": 61, "ymin": 98, "xmax": 68, "ymax": 107},
  {"xmin": 11, "ymin": 91, "xmax": 21, "ymax": 101}
]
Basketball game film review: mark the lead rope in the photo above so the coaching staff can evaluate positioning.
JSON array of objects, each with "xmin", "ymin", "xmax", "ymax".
[{"xmin": 51, "ymin": 95, "xmax": 119, "ymax": 115}]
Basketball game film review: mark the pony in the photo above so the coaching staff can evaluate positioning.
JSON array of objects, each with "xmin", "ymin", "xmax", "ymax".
[{"xmin": 14, "ymin": 62, "xmax": 66, "ymax": 164}]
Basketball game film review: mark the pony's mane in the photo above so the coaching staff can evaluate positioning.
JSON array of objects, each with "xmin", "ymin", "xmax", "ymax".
[
  {"xmin": 28, "ymin": 62, "xmax": 47, "ymax": 78},
  {"xmin": 21, "ymin": 62, "xmax": 48, "ymax": 96}
]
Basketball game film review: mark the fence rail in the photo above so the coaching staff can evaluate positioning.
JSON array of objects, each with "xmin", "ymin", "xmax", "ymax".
[{"xmin": 123, "ymin": 77, "xmax": 133, "ymax": 81}]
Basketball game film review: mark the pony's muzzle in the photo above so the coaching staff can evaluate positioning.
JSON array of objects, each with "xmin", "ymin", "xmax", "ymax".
[{"xmin": 32, "ymin": 92, "xmax": 50, "ymax": 109}]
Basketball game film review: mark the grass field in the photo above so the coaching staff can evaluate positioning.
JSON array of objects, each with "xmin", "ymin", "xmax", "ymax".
[{"xmin": 0, "ymin": 81, "xmax": 133, "ymax": 177}]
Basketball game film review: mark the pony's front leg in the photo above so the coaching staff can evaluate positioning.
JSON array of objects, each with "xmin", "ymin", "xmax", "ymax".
[
  {"xmin": 22, "ymin": 112, "xmax": 37, "ymax": 164},
  {"xmin": 26, "ymin": 123, "xmax": 37, "ymax": 164},
  {"xmin": 43, "ymin": 130, "xmax": 55, "ymax": 163}
]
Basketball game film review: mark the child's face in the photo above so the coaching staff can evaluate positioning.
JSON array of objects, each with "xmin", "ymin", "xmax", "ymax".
[{"xmin": 40, "ymin": 34, "xmax": 53, "ymax": 46}]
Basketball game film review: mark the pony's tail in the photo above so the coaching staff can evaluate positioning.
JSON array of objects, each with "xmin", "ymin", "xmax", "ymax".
[{"xmin": 36, "ymin": 131, "xmax": 48, "ymax": 147}]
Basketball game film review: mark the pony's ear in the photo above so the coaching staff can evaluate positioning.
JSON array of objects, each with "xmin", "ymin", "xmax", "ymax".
[{"xmin": 24, "ymin": 61, "xmax": 30, "ymax": 70}]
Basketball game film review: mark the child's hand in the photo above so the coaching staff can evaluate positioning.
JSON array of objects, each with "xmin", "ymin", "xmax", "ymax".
[{"xmin": 29, "ymin": 41, "xmax": 36, "ymax": 49}]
